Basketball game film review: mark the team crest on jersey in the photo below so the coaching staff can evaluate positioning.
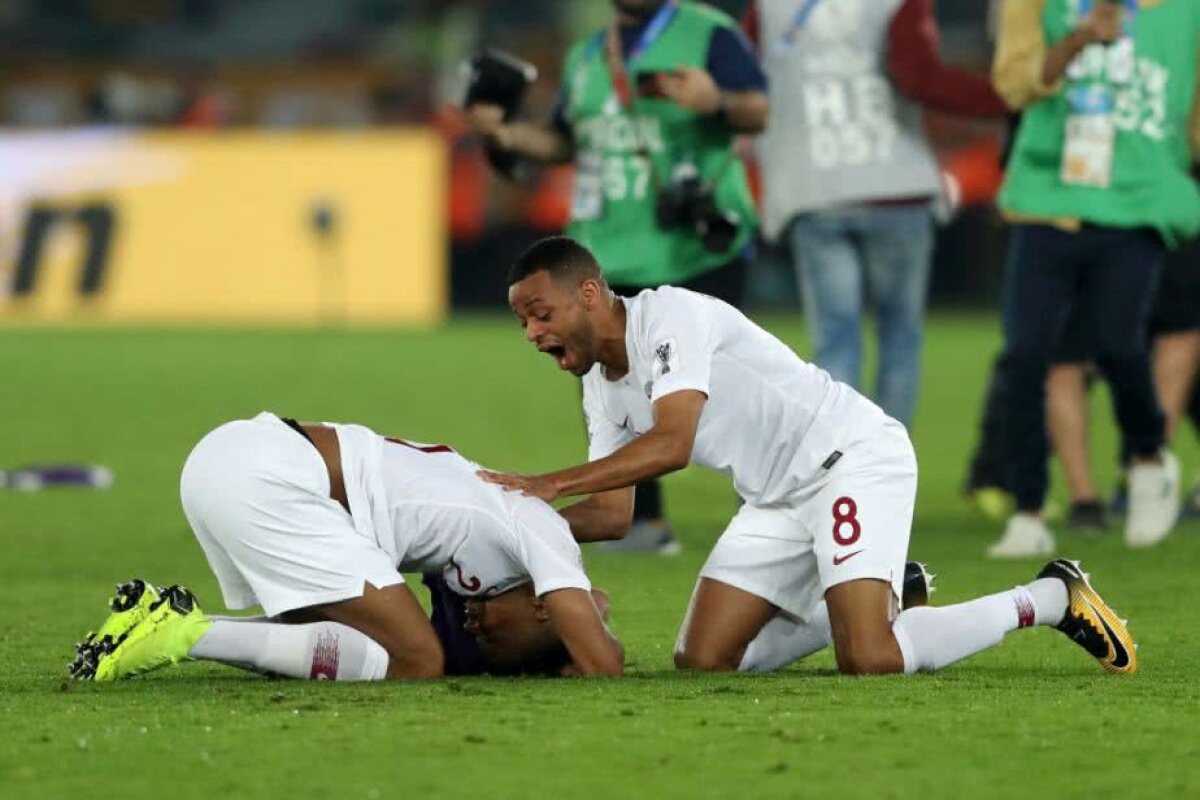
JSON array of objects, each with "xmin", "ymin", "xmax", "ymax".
[{"xmin": 653, "ymin": 338, "xmax": 678, "ymax": 379}]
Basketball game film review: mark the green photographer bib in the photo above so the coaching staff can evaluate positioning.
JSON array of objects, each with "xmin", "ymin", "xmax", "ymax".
[
  {"xmin": 561, "ymin": 2, "xmax": 758, "ymax": 286},
  {"xmin": 999, "ymin": 0, "xmax": 1200, "ymax": 246}
]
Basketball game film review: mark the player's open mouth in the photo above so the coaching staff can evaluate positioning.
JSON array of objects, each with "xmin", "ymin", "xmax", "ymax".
[{"xmin": 539, "ymin": 343, "xmax": 570, "ymax": 369}]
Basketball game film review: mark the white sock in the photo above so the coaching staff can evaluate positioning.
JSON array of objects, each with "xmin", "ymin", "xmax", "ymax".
[
  {"xmin": 190, "ymin": 619, "xmax": 389, "ymax": 681},
  {"xmin": 738, "ymin": 602, "xmax": 832, "ymax": 672},
  {"xmin": 891, "ymin": 582, "xmax": 1065, "ymax": 674},
  {"xmin": 1025, "ymin": 578, "xmax": 1069, "ymax": 625}
]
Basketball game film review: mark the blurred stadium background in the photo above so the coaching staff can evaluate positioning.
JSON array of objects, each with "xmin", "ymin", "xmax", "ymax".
[{"xmin": 0, "ymin": 0, "xmax": 1005, "ymax": 324}]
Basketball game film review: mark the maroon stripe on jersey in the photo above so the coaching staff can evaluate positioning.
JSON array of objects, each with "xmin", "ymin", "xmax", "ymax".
[{"xmin": 384, "ymin": 437, "xmax": 454, "ymax": 454}]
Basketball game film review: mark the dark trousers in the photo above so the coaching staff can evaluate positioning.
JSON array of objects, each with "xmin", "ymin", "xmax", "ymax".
[
  {"xmin": 999, "ymin": 223, "xmax": 1166, "ymax": 512},
  {"xmin": 609, "ymin": 256, "xmax": 748, "ymax": 520}
]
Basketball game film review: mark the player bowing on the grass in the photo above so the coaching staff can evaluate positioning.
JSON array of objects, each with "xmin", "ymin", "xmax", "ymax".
[
  {"xmin": 481, "ymin": 236, "xmax": 1138, "ymax": 676},
  {"xmin": 68, "ymin": 413, "xmax": 623, "ymax": 682}
]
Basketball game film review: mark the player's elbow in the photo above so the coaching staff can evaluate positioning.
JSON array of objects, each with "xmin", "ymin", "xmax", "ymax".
[
  {"xmin": 656, "ymin": 436, "xmax": 693, "ymax": 473},
  {"xmin": 574, "ymin": 647, "xmax": 625, "ymax": 677},
  {"xmin": 591, "ymin": 655, "xmax": 625, "ymax": 677}
]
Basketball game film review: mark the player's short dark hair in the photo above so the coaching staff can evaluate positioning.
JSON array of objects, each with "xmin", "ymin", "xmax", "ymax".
[{"xmin": 507, "ymin": 235, "xmax": 605, "ymax": 287}]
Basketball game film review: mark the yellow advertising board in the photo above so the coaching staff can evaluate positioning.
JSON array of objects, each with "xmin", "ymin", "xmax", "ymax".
[{"xmin": 0, "ymin": 130, "xmax": 446, "ymax": 325}]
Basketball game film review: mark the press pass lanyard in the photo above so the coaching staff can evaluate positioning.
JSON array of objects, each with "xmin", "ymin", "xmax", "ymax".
[
  {"xmin": 604, "ymin": 0, "xmax": 679, "ymax": 112},
  {"xmin": 771, "ymin": 0, "xmax": 822, "ymax": 56}
]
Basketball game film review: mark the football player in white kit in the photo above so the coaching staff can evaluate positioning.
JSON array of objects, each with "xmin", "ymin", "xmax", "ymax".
[
  {"xmin": 482, "ymin": 237, "xmax": 1139, "ymax": 676},
  {"xmin": 69, "ymin": 413, "xmax": 623, "ymax": 681}
]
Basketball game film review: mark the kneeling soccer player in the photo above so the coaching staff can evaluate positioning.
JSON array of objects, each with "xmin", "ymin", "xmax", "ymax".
[
  {"xmin": 483, "ymin": 236, "xmax": 1137, "ymax": 676},
  {"xmin": 68, "ymin": 412, "xmax": 623, "ymax": 681}
]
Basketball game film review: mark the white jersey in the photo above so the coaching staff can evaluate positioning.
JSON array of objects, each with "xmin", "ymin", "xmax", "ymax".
[
  {"xmin": 582, "ymin": 287, "xmax": 891, "ymax": 505},
  {"xmin": 330, "ymin": 422, "xmax": 590, "ymax": 599}
]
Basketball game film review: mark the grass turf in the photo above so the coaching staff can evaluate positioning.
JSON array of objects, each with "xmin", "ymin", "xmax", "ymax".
[{"xmin": 1, "ymin": 314, "xmax": 1197, "ymax": 799}]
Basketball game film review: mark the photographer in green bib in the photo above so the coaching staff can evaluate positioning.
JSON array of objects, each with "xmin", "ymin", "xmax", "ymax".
[
  {"xmin": 986, "ymin": 0, "xmax": 1200, "ymax": 557},
  {"xmin": 467, "ymin": 0, "xmax": 768, "ymax": 553}
]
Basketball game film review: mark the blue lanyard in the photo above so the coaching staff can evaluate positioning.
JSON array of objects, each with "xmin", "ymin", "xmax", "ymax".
[
  {"xmin": 773, "ymin": 0, "xmax": 823, "ymax": 52},
  {"xmin": 628, "ymin": 1, "xmax": 679, "ymax": 63},
  {"xmin": 789, "ymin": 0, "xmax": 824, "ymax": 30}
]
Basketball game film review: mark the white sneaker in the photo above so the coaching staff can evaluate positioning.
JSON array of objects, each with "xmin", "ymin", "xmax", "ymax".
[
  {"xmin": 987, "ymin": 514, "xmax": 1056, "ymax": 559},
  {"xmin": 1125, "ymin": 450, "xmax": 1180, "ymax": 548}
]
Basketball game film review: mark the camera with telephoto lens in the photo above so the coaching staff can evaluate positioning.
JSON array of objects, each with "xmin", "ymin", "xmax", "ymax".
[{"xmin": 655, "ymin": 163, "xmax": 739, "ymax": 254}]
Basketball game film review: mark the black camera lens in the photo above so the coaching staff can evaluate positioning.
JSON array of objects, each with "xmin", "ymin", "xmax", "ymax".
[
  {"xmin": 697, "ymin": 213, "xmax": 738, "ymax": 254},
  {"xmin": 655, "ymin": 169, "xmax": 738, "ymax": 254}
]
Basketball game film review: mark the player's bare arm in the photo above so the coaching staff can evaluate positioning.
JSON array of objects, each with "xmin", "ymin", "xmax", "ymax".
[
  {"xmin": 542, "ymin": 588, "xmax": 624, "ymax": 677},
  {"xmin": 478, "ymin": 390, "xmax": 706, "ymax": 502},
  {"xmin": 558, "ymin": 486, "xmax": 635, "ymax": 543}
]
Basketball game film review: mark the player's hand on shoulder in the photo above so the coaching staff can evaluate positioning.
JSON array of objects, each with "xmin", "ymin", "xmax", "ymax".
[{"xmin": 477, "ymin": 469, "xmax": 561, "ymax": 503}]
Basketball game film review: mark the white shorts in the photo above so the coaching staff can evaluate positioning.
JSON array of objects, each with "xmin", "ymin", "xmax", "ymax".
[
  {"xmin": 699, "ymin": 419, "xmax": 916, "ymax": 621},
  {"xmin": 179, "ymin": 412, "xmax": 402, "ymax": 617}
]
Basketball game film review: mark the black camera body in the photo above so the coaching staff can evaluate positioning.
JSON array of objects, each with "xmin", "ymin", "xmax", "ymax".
[
  {"xmin": 655, "ymin": 163, "xmax": 740, "ymax": 254},
  {"xmin": 461, "ymin": 49, "xmax": 538, "ymax": 180}
]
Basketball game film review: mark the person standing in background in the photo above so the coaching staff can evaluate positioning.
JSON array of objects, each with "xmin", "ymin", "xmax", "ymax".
[
  {"xmin": 466, "ymin": 0, "xmax": 769, "ymax": 553},
  {"xmin": 744, "ymin": 0, "xmax": 1008, "ymax": 429},
  {"xmin": 986, "ymin": 0, "xmax": 1200, "ymax": 558}
]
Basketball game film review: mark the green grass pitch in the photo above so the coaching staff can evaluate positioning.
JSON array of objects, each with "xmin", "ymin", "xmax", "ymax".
[{"xmin": 1, "ymin": 314, "xmax": 1197, "ymax": 799}]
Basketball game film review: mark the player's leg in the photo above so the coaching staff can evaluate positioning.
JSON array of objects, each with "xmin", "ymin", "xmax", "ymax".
[
  {"xmin": 673, "ymin": 578, "xmax": 779, "ymax": 671},
  {"xmin": 815, "ymin": 422, "xmax": 1064, "ymax": 674},
  {"xmin": 192, "ymin": 583, "xmax": 442, "ymax": 680},
  {"xmin": 815, "ymin": 427, "xmax": 1132, "ymax": 674},
  {"xmin": 824, "ymin": 571, "xmax": 1066, "ymax": 675},
  {"xmin": 738, "ymin": 562, "xmax": 933, "ymax": 673},
  {"xmin": 676, "ymin": 503, "xmax": 828, "ymax": 672},
  {"xmin": 737, "ymin": 602, "xmax": 832, "ymax": 673}
]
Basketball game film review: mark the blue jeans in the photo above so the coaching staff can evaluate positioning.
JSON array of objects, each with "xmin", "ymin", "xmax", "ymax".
[
  {"xmin": 790, "ymin": 204, "xmax": 934, "ymax": 426},
  {"xmin": 1000, "ymin": 223, "xmax": 1165, "ymax": 512}
]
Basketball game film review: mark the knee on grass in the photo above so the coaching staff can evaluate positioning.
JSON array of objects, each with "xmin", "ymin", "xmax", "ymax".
[
  {"xmin": 833, "ymin": 637, "xmax": 905, "ymax": 676},
  {"xmin": 673, "ymin": 645, "xmax": 740, "ymax": 672}
]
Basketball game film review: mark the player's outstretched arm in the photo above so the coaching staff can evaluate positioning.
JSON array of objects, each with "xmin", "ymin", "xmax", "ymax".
[
  {"xmin": 479, "ymin": 391, "xmax": 707, "ymax": 502},
  {"xmin": 542, "ymin": 588, "xmax": 624, "ymax": 677},
  {"xmin": 558, "ymin": 487, "xmax": 635, "ymax": 543}
]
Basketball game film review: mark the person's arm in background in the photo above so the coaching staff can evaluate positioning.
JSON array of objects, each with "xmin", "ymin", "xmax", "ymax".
[
  {"xmin": 657, "ymin": 23, "xmax": 769, "ymax": 134},
  {"xmin": 465, "ymin": 102, "xmax": 576, "ymax": 165},
  {"xmin": 887, "ymin": 0, "xmax": 1008, "ymax": 117},
  {"xmin": 992, "ymin": 0, "xmax": 1122, "ymax": 111}
]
